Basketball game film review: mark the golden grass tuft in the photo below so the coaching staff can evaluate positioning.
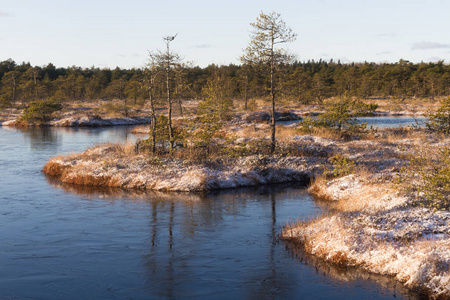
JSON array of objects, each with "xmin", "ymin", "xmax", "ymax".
[
  {"xmin": 307, "ymin": 176, "xmax": 335, "ymax": 201},
  {"xmin": 42, "ymin": 157, "xmax": 70, "ymax": 176},
  {"xmin": 275, "ymin": 125, "xmax": 299, "ymax": 141},
  {"xmin": 129, "ymin": 125, "xmax": 149, "ymax": 134},
  {"xmin": 63, "ymin": 172, "xmax": 114, "ymax": 187}
]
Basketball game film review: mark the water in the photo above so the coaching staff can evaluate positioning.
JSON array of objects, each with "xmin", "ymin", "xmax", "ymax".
[
  {"xmin": 357, "ymin": 116, "xmax": 426, "ymax": 129},
  {"xmin": 282, "ymin": 116, "xmax": 426, "ymax": 128},
  {"xmin": 0, "ymin": 126, "xmax": 423, "ymax": 299}
]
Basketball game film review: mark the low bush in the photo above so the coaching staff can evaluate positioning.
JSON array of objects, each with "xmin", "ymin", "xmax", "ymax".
[
  {"xmin": 396, "ymin": 147, "xmax": 450, "ymax": 210},
  {"xmin": 20, "ymin": 99, "xmax": 62, "ymax": 123},
  {"xmin": 298, "ymin": 98, "xmax": 369, "ymax": 138},
  {"xmin": 323, "ymin": 154, "xmax": 355, "ymax": 178},
  {"xmin": 425, "ymin": 96, "xmax": 450, "ymax": 134}
]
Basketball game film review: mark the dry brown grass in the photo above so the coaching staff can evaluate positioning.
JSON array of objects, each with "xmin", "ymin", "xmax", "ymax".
[
  {"xmin": 129, "ymin": 125, "xmax": 149, "ymax": 134},
  {"xmin": 275, "ymin": 125, "xmax": 299, "ymax": 141},
  {"xmin": 283, "ymin": 209, "xmax": 450, "ymax": 299},
  {"xmin": 307, "ymin": 176, "xmax": 334, "ymax": 201},
  {"xmin": 223, "ymin": 123, "xmax": 270, "ymax": 139},
  {"xmin": 222, "ymin": 123, "xmax": 303, "ymax": 141},
  {"xmin": 42, "ymin": 156, "xmax": 71, "ymax": 177},
  {"xmin": 298, "ymin": 126, "xmax": 349, "ymax": 140},
  {"xmin": 373, "ymin": 97, "xmax": 441, "ymax": 114}
]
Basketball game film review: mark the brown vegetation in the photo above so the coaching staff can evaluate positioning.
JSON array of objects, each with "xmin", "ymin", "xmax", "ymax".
[{"xmin": 281, "ymin": 129, "xmax": 450, "ymax": 299}]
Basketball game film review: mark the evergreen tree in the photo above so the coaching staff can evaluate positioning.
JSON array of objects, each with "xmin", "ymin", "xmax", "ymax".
[{"xmin": 242, "ymin": 11, "xmax": 297, "ymax": 153}]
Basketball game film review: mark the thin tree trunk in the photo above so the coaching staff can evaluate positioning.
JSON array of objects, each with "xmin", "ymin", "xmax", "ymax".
[
  {"xmin": 270, "ymin": 37, "xmax": 276, "ymax": 154},
  {"xmin": 150, "ymin": 92, "xmax": 156, "ymax": 154},
  {"xmin": 12, "ymin": 75, "xmax": 16, "ymax": 103},
  {"xmin": 244, "ymin": 75, "xmax": 249, "ymax": 110},
  {"xmin": 167, "ymin": 68, "xmax": 174, "ymax": 152},
  {"xmin": 178, "ymin": 98, "xmax": 183, "ymax": 117},
  {"xmin": 165, "ymin": 40, "xmax": 175, "ymax": 152}
]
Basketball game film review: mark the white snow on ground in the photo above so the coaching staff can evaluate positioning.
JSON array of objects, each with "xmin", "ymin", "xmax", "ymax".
[
  {"xmin": 44, "ymin": 145, "xmax": 320, "ymax": 192},
  {"xmin": 43, "ymin": 130, "xmax": 450, "ymax": 297},
  {"xmin": 1, "ymin": 120, "xmax": 17, "ymax": 126},
  {"xmin": 50, "ymin": 116, "xmax": 150, "ymax": 127},
  {"xmin": 284, "ymin": 173, "xmax": 450, "ymax": 298},
  {"xmin": 1, "ymin": 116, "xmax": 150, "ymax": 127}
]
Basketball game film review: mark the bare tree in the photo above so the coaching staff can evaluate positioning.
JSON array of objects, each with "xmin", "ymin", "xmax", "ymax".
[{"xmin": 242, "ymin": 12, "xmax": 296, "ymax": 153}]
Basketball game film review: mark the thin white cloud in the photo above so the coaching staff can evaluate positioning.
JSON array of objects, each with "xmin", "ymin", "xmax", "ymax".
[
  {"xmin": 376, "ymin": 33, "xmax": 397, "ymax": 37},
  {"xmin": 115, "ymin": 54, "xmax": 126, "ymax": 58},
  {"xmin": 192, "ymin": 44, "xmax": 212, "ymax": 49},
  {"xmin": 412, "ymin": 42, "xmax": 450, "ymax": 50},
  {"xmin": 376, "ymin": 51, "xmax": 393, "ymax": 55}
]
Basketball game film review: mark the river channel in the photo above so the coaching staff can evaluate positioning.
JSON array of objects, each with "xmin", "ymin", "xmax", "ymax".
[{"xmin": 0, "ymin": 126, "xmax": 424, "ymax": 299}]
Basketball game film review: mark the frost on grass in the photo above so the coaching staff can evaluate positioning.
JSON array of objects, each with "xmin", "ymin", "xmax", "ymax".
[
  {"xmin": 283, "ymin": 173, "xmax": 450, "ymax": 298},
  {"xmin": 282, "ymin": 131, "xmax": 450, "ymax": 298},
  {"xmin": 2, "ymin": 115, "xmax": 150, "ymax": 127},
  {"xmin": 43, "ymin": 143, "xmax": 316, "ymax": 192},
  {"xmin": 43, "ymin": 128, "xmax": 450, "ymax": 297}
]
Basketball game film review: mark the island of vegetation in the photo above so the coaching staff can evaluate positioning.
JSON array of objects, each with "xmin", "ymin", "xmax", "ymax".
[{"xmin": 2, "ymin": 11, "xmax": 449, "ymax": 299}]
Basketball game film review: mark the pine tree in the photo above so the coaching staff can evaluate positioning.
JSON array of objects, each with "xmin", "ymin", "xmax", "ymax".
[{"xmin": 242, "ymin": 12, "xmax": 296, "ymax": 153}]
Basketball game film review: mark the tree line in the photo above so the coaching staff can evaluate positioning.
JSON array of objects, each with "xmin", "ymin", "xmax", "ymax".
[{"xmin": 1, "ymin": 58, "xmax": 450, "ymax": 109}]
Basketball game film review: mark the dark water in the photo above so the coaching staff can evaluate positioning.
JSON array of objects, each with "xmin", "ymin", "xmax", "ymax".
[{"xmin": 0, "ymin": 126, "xmax": 424, "ymax": 299}]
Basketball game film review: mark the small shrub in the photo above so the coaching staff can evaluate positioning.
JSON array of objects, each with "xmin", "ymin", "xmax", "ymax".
[
  {"xmin": 105, "ymin": 102, "xmax": 126, "ymax": 117},
  {"xmin": 396, "ymin": 147, "xmax": 450, "ymax": 210},
  {"xmin": 324, "ymin": 154, "xmax": 355, "ymax": 178},
  {"xmin": 21, "ymin": 99, "xmax": 62, "ymax": 123},
  {"xmin": 184, "ymin": 113, "xmax": 223, "ymax": 156},
  {"xmin": 147, "ymin": 156, "xmax": 165, "ymax": 168},
  {"xmin": 425, "ymin": 97, "xmax": 450, "ymax": 134},
  {"xmin": 298, "ymin": 98, "xmax": 368, "ymax": 138},
  {"xmin": 352, "ymin": 100, "xmax": 378, "ymax": 116}
]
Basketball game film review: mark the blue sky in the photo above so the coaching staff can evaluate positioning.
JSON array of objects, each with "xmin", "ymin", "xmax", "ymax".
[{"xmin": 1, "ymin": 0, "xmax": 449, "ymax": 68}]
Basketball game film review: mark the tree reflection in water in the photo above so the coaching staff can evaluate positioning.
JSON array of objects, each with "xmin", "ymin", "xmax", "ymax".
[
  {"xmin": 284, "ymin": 241, "xmax": 428, "ymax": 300},
  {"xmin": 20, "ymin": 127, "xmax": 59, "ymax": 150},
  {"xmin": 45, "ymin": 178, "xmax": 423, "ymax": 299}
]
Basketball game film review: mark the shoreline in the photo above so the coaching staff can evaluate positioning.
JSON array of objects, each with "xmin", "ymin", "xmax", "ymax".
[
  {"xmin": 0, "ymin": 116, "xmax": 151, "ymax": 127},
  {"xmin": 41, "ymin": 128, "xmax": 450, "ymax": 298},
  {"xmin": 282, "ymin": 174, "xmax": 450, "ymax": 298},
  {"xmin": 0, "ymin": 108, "xmax": 427, "ymax": 128},
  {"xmin": 281, "ymin": 133, "xmax": 450, "ymax": 298},
  {"xmin": 43, "ymin": 144, "xmax": 317, "ymax": 192}
]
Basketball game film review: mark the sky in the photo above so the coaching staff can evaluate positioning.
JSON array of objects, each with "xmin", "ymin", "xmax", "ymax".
[{"xmin": 1, "ymin": 0, "xmax": 449, "ymax": 69}]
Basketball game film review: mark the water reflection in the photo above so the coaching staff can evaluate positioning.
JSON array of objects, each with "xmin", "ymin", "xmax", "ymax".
[
  {"xmin": 20, "ymin": 127, "xmax": 60, "ymax": 150},
  {"xmin": 42, "ymin": 179, "xmax": 423, "ymax": 298},
  {"xmin": 138, "ymin": 185, "xmax": 305, "ymax": 299},
  {"xmin": 0, "ymin": 126, "xmax": 424, "ymax": 299},
  {"xmin": 284, "ymin": 242, "xmax": 428, "ymax": 300},
  {"xmin": 45, "ymin": 176, "xmax": 204, "ymax": 202}
]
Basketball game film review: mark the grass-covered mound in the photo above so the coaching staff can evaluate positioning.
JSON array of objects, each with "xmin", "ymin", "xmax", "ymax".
[
  {"xmin": 43, "ymin": 143, "xmax": 316, "ymax": 192},
  {"xmin": 282, "ymin": 129, "xmax": 450, "ymax": 299}
]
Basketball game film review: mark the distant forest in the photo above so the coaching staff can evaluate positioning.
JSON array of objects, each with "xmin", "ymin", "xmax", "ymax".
[{"xmin": 1, "ymin": 58, "xmax": 449, "ymax": 108}]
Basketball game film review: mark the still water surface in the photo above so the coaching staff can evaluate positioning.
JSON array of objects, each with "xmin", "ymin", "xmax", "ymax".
[
  {"xmin": 0, "ymin": 126, "xmax": 423, "ymax": 299},
  {"xmin": 357, "ymin": 116, "xmax": 426, "ymax": 129},
  {"xmin": 282, "ymin": 116, "xmax": 426, "ymax": 128}
]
